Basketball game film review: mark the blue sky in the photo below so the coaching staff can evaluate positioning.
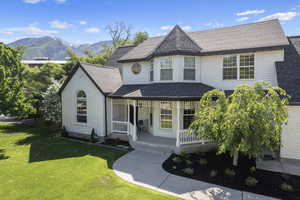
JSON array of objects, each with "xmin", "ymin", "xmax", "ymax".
[{"xmin": 1, "ymin": 0, "xmax": 300, "ymax": 44}]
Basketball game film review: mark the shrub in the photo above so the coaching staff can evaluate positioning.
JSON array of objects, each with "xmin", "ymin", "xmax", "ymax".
[
  {"xmin": 280, "ymin": 183, "xmax": 293, "ymax": 192},
  {"xmin": 209, "ymin": 170, "xmax": 218, "ymax": 178},
  {"xmin": 183, "ymin": 168, "xmax": 194, "ymax": 175},
  {"xmin": 224, "ymin": 168, "xmax": 236, "ymax": 177},
  {"xmin": 180, "ymin": 152, "xmax": 191, "ymax": 159},
  {"xmin": 90, "ymin": 128, "xmax": 98, "ymax": 143},
  {"xmin": 197, "ymin": 158, "xmax": 208, "ymax": 166},
  {"xmin": 186, "ymin": 160, "xmax": 193, "ymax": 166},
  {"xmin": 61, "ymin": 126, "xmax": 68, "ymax": 137},
  {"xmin": 172, "ymin": 156, "xmax": 183, "ymax": 164},
  {"xmin": 172, "ymin": 166, "xmax": 177, "ymax": 169},
  {"xmin": 281, "ymin": 173, "xmax": 291, "ymax": 181},
  {"xmin": 249, "ymin": 166, "xmax": 256, "ymax": 174},
  {"xmin": 245, "ymin": 177, "xmax": 258, "ymax": 187}
]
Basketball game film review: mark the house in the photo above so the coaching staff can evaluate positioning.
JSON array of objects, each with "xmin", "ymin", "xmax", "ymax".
[{"xmin": 59, "ymin": 19, "xmax": 300, "ymax": 160}]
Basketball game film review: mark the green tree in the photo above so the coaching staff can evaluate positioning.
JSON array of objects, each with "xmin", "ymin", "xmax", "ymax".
[
  {"xmin": 0, "ymin": 43, "xmax": 33, "ymax": 117},
  {"xmin": 190, "ymin": 81, "xmax": 289, "ymax": 166},
  {"xmin": 132, "ymin": 32, "xmax": 149, "ymax": 45}
]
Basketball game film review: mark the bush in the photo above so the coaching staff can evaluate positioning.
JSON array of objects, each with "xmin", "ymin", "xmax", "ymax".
[
  {"xmin": 183, "ymin": 168, "xmax": 194, "ymax": 175},
  {"xmin": 281, "ymin": 173, "xmax": 291, "ymax": 181},
  {"xmin": 197, "ymin": 158, "xmax": 208, "ymax": 166},
  {"xmin": 90, "ymin": 128, "xmax": 99, "ymax": 143},
  {"xmin": 224, "ymin": 168, "xmax": 236, "ymax": 177},
  {"xmin": 61, "ymin": 126, "xmax": 68, "ymax": 137},
  {"xmin": 180, "ymin": 152, "xmax": 191, "ymax": 159},
  {"xmin": 280, "ymin": 183, "xmax": 293, "ymax": 192},
  {"xmin": 209, "ymin": 170, "xmax": 218, "ymax": 178},
  {"xmin": 172, "ymin": 156, "xmax": 182, "ymax": 164},
  {"xmin": 249, "ymin": 166, "xmax": 256, "ymax": 174},
  {"xmin": 245, "ymin": 177, "xmax": 258, "ymax": 187},
  {"xmin": 186, "ymin": 160, "xmax": 193, "ymax": 166}
]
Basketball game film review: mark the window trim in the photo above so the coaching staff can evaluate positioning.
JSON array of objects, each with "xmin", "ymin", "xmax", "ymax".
[
  {"xmin": 183, "ymin": 101, "xmax": 195, "ymax": 130},
  {"xmin": 184, "ymin": 56, "xmax": 196, "ymax": 81},
  {"xmin": 222, "ymin": 53, "xmax": 255, "ymax": 81},
  {"xmin": 160, "ymin": 101, "xmax": 173, "ymax": 129},
  {"xmin": 160, "ymin": 56, "xmax": 173, "ymax": 81},
  {"xmin": 76, "ymin": 90, "xmax": 87, "ymax": 124}
]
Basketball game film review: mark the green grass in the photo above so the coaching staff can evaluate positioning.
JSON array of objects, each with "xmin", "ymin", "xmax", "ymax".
[{"xmin": 0, "ymin": 122, "xmax": 178, "ymax": 200}]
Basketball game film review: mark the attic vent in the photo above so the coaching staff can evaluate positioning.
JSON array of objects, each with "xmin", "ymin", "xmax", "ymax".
[{"xmin": 131, "ymin": 63, "xmax": 142, "ymax": 74}]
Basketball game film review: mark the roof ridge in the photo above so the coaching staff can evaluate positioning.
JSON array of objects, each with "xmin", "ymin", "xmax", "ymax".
[{"xmin": 80, "ymin": 62, "xmax": 116, "ymax": 69}]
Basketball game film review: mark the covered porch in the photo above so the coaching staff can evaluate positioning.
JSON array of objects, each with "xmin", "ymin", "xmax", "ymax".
[{"xmin": 110, "ymin": 98, "xmax": 212, "ymax": 149}]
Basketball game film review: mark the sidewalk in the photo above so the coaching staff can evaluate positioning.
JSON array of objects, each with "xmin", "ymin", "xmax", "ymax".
[{"xmin": 113, "ymin": 150, "xmax": 278, "ymax": 200}]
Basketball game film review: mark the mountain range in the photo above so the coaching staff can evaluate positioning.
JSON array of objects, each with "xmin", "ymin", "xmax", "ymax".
[{"xmin": 8, "ymin": 36, "xmax": 112, "ymax": 60}]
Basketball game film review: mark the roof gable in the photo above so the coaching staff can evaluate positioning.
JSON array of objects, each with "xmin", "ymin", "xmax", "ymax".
[{"xmin": 153, "ymin": 25, "xmax": 201, "ymax": 57}]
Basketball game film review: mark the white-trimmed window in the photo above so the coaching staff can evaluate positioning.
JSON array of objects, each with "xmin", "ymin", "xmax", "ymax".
[
  {"xmin": 240, "ymin": 54, "xmax": 255, "ymax": 79},
  {"xmin": 184, "ymin": 56, "xmax": 196, "ymax": 80},
  {"xmin": 223, "ymin": 54, "xmax": 255, "ymax": 80},
  {"xmin": 149, "ymin": 60, "xmax": 154, "ymax": 81},
  {"xmin": 223, "ymin": 55, "xmax": 237, "ymax": 80},
  {"xmin": 77, "ymin": 90, "xmax": 87, "ymax": 123},
  {"xmin": 160, "ymin": 101, "xmax": 172, "ymax": 129},
  {"xmin": 183, "ymin": 101, "xmax": 195, "ymax": 129},
  {"xmin": 160, "ymin": 57, "xmax": 173, "ymax": 81}
]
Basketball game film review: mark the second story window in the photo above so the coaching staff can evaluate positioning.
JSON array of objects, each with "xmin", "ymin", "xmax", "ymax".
[
  {"xmin": 149, "ymin": 60, "xmax": 154, "ymax": 81},
  {"xmin": 240, "ymin": 54, "xmax": 255, "ymax": 79},
  {"xmin": 184, "ymin": 56, "xmax": 196, "ymax": 80},
  {"xmin": 160, "ymin": 57, "xmax": 172, "ymax": 81},
  {"xmin": 223, "ymin": 55, "xmax": 237, "ymax": 80}
]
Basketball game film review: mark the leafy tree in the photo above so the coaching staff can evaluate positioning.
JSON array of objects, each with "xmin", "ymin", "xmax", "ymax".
[
  {"xmin": 190, "ymin": 81, "xmax": 289, "ymax": 166},
  {"xmin": 64, "ymin": 48, "xmax": 80, "ymax": 75},
  {"xmin": 40, "ymin": 79, "xmax": 62, "ymax": 124},
  {"xmin": 0, "ymin": 43, "xmax": 33, "ymax": 117},
  {"xmin": 132, "ymin": 32, "xmax": 149, "ymax": 45}
]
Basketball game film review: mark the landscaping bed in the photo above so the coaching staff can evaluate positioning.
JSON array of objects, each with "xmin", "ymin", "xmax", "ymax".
[{"xmin": 162, "ymin": 152, "xmax": 300, "ymax": 200}]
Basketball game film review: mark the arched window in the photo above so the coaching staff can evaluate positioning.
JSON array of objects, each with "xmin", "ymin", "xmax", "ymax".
[{"xmin": 77, "ymin": 90, "xmax": 87, "ymax": 123}]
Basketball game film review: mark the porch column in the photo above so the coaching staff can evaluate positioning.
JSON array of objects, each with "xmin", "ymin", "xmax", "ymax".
[
  {"xmin": 176, "ymin": 101, "xmax": 180, "ymax": 148},
  {"xmin": 132, "ymin": 100, "xmax": 137, "ymax": 141}
]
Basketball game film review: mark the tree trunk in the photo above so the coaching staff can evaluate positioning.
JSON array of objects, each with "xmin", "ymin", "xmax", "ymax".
[{"xmin": 233, "ymin": 151, "xmax": 239, "ymax": 166}]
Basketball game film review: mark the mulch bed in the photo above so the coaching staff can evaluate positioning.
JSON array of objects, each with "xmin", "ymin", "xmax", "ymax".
[{"xmin": 162, "ymin": 152, "xmax": 300, "ymax": 200}]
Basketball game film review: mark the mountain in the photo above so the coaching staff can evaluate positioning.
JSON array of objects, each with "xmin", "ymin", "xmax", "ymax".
[{"xmin": 8, "ymin": 36, "xmax": 112, "ymax": 60}]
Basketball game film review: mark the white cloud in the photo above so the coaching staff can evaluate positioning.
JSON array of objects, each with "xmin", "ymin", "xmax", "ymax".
[
  {"xmin": 5, "ymin": 25, "xmax": 58, "ymax": 35},
  {"xmin": 258, "ymin": 12, "xmax": 299, "ymax": 21},
  {"xmin": 204, "ymin": 22, "xmax": 224, "ymax": 28},
  {"xmin": 236, "ymin": 17, "xmax": 249, "ymax": 22},
  {"xmin": 86, "ymin": 27, "xmax": 100, "ymax": 33},
  {"xmin": 237, "ymin": 9, "xmax": 265, "ymax": 16},
  {"xmin": 49, "ymin": 20, "xmax": 72, "ymax": 29},
  {"xmin": 182, "ymin": 26, "xmax": 192, "ymax": 31},
  {"xmin": 23, "ymin": 0, "xmax": 45, "ymax": 3},
  {"xmin": 55, "ymin": 0, "xmax": 66, "ymax": 3},
  {"xmin": 79, "ymin": 20, "xmax": 88, "ymax": 25},
  {"xmin": 160, "ymin": 25, "xmax": 173, "ymax": 30},
  {"xmin": 0, "ymin": 31, "xmax": 14, "ymax": 35}
]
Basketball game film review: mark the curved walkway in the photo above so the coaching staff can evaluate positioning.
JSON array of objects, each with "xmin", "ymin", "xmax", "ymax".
[{"xmin": 113, "ymin": 150, "xmax": 278, "ymax": 200}]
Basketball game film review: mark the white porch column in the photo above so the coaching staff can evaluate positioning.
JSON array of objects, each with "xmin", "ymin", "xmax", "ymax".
[
  {"xmin": 176, "ymin": 101, "xmax": 180, "ymax": 148},
  {"xmin": 132, "ymin": 100, "xmax": 137, "ymax": 141}
]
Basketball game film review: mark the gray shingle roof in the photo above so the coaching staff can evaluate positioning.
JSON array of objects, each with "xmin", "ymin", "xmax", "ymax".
[
  {"xmin": 119, "ymin": 19, "xmax": 289, "ymax": 62},
  {"xmin": 105, "ymin": 45, "xmax": 136, "ymax": 67},
  {"xmin": 276, "ymin": 36, "xmax": 300, "ymax": 104},
  {"xmin": 110, "ymin": 82, "xmax": 215, "ymax": 100},
  {"xmin": 80, "ymin": 63, "xmax": 122, "ymax": 94}
]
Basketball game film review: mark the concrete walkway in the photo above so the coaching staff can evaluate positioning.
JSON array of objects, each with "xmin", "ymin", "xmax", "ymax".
[{"xmin": 113, "ymin": 150, "xmax": 278, "ymax": 200}]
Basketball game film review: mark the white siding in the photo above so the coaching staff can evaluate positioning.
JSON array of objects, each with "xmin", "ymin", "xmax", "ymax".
[
  {"xmin": 281, "ymin": 106, "xmax": 300, "ymax": 160},
  {"xmin": 121, "ymin": 50, "xmax": 284, "ymax": 89},
  {"xmin": 62, "ymin": 68, "xmax": 106, "ymax": 136}
]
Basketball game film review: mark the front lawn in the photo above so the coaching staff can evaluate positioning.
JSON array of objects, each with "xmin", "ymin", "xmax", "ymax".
[{"xmin": 0, "ymin": 122, "xmax": 178, "ymax": 200}]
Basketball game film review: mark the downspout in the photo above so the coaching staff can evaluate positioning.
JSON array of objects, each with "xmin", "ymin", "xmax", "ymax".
[{"xmin": 104, "ymin": 96, "xmax": 108, "ymax": 137}]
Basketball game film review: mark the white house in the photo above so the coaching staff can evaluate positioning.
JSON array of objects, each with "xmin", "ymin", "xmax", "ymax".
[{"xmin": 59, "ymin": 19, "xmax": 300, "ymax": 160}]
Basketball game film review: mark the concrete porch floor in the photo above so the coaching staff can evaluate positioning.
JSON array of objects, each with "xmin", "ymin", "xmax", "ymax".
[
  {"xmin": 137, "ymin": 132, "xmax": 176, "ymax": 147},
  {"xmin": 256, "ymin": 158, "xmax": 300, "ymax": 176}
]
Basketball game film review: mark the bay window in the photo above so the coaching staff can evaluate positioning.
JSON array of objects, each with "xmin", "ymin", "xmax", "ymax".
[
  {"xmin": 160, "ymin": 57, "xmax": 172, "ymax": 81},
  {"xmin": 160, "ymin": 101, "xmax": 172, "ymax": 129},
  {"xmin": 183, "ymin": 101, "xmax": 195, "ymax": 129},
  {"xmin": 149, "ymin": 60, "xmax": 154, "ymax": 81},
  {"xmin": 184, "ymin": 56, "xmax": 196, "ymax": 80}
]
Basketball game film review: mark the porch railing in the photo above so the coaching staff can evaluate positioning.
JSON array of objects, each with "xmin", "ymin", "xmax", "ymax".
[
  {"xmin": 177, "ymin": 129, "xmax": 211, "ymax": 146},
  {"xmin": 112, "ymin": 121, "xmax": 128, "ymax": 134}
]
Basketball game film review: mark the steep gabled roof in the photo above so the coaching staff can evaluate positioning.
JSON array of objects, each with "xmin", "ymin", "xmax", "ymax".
[
  {"xmin": 105, "ymin": 45, "xmax": 136, "ymax": 67},
  {"xmin": 119, "ymin": 19, "xmax": 289, "ymax": 62},
  {"xmin": 59, "ymin": 62, "xmax": 122, "ymax": 95},
  {"xmin": 276, "ymin": 36, "xmax": 300, "ymax": 104},
  {"xmin": 152, "ymin": 25, "xmax": 201, "ymax": 57}
]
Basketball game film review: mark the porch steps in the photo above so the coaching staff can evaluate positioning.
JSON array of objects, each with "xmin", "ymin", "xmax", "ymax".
[{"xmin": 129, "ymin": 137, "xmax": 175, "ymax": 154}]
